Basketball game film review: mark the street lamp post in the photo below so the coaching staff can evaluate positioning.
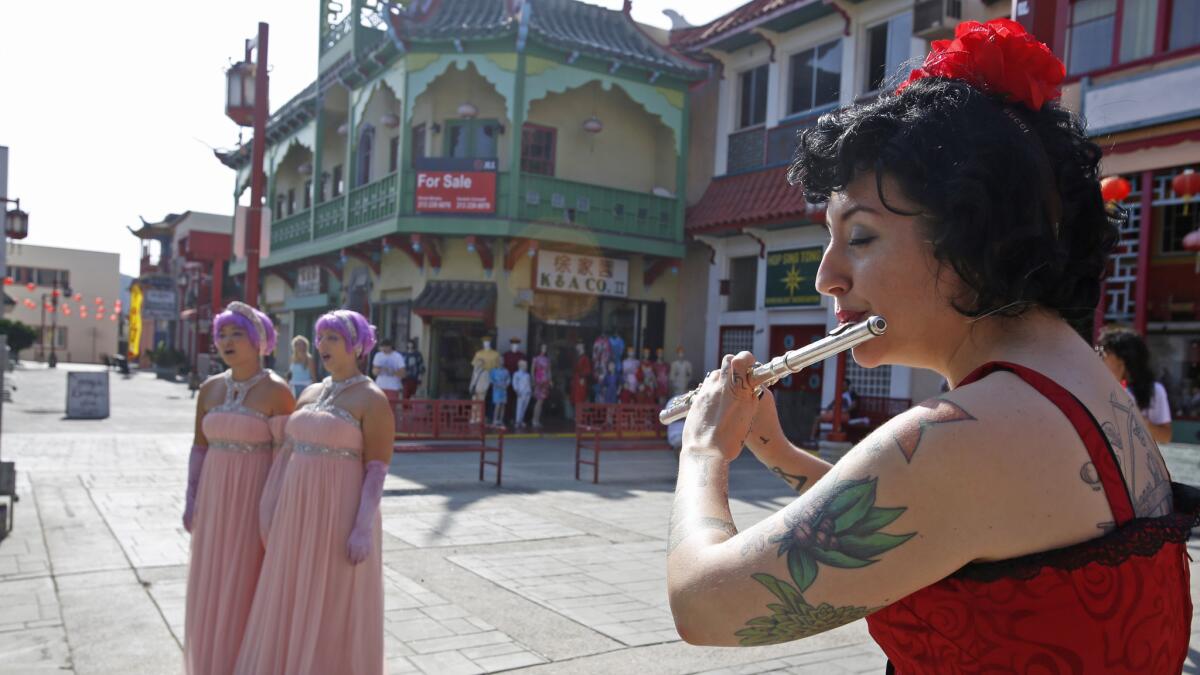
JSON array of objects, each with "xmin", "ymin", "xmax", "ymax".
[
  {"xmin": 44, "ymin": 278, "xmax": 72, "ymax": 369},
  {"xmin": 225, "ymin": 22, "xmax": 269, "ymax": 308}
]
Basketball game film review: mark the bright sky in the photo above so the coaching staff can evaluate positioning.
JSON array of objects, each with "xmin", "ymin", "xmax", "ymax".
[{"xmin": 0, "ymin": 1, "xmax": 735, "ymax": 278}]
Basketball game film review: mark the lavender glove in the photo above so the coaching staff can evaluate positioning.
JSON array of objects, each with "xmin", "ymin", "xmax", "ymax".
[
  {"xmin": 182, "ymin": 444, "xmax": 208, "ymax": 532},
  {"xmin": 346, "ymin": 460, "xmax": 387, "ymax": 564}
]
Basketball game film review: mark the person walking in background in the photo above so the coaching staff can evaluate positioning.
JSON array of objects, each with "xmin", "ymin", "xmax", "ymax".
[
  {"xmin": 371, "ymin": 338, "xmax": 405, "ymax": 407},
  {"xmin": 1096, "ymin": 326, "xmax": 1173, "ymax": 443},
  {"xmin": 287, "ymin": 335, "xmax": 317, "ymax": 399},
  {"xmin": 400, "ymin": 338, "xmax": 424, "ymax": 400},
  {"xmin": 238, "ymin": 309, "xmax": 393, "ymax": 675},
  {"xmin": 184, "ymin": 302, "xmax": 293, "ymax": 675}
]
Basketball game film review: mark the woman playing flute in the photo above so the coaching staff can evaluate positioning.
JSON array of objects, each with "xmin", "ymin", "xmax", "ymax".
[{"xmin": 667, "ymin": 20, "xmax": 1198, "ymax": 673}]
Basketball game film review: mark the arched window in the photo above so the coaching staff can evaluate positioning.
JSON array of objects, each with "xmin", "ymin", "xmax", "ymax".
[{"xmin": 356, "ymin": 123, "xmax": 375, "ymax": 187}]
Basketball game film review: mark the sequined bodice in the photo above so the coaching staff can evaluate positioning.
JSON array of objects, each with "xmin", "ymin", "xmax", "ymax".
[
  {"xmin": 203, "ymin": 370, "xmax": 273, "ymax": 453},
  {"xmin": 286, "ymin": 375, "xmax": 368, "ymax": 461}
]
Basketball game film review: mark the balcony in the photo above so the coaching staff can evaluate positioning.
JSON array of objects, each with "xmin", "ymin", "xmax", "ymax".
[
  {"xmin": 270, "ymin": 210, "xmax": 311, "ymax": 250},
  {"xmin": 519, "ymin": 174, "xmax": 678, "ymax": 241},
  {"xmin": 313, "ymin": 196, "xmax": 347, "ymax": 239},
  {"xmin": 725, "ymin": 111, "xmax": 826, "ymax": 174},
  {"xmin": 348, "ymin": 173, "xmax": 398, "ymax": 229}
]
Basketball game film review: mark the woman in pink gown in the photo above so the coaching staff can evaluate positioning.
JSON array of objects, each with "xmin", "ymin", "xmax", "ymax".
[
  {"xmin": 237, "ymin": 309, "xmax": 395, "ymax": 675},
  {"xmin": 183, "ymin": 302, "xmax": 294, "ymax": 675}
]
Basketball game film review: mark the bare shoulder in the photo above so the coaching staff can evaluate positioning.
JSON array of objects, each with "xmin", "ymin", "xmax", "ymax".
[{"xmin": 262, "ymin": 375, "xmax": 296, "ymax": 411}]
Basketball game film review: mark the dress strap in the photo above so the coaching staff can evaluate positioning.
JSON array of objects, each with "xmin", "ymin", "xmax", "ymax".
[
  {"xmin": 959, "ymin": 361, "xmax": 1135, "ymax": 526},
  {"xmin": 210, "ymin": 370, "xmax": 270, "ymax": 420}
]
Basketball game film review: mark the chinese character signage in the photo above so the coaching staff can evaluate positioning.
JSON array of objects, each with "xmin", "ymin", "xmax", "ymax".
[
  {"xmin": 139, "ymin": 275, "xmax": 179, "ymax": 320},
  {"xmin": 414, "ymin": 157, "xmax": 497, "ymax": 215},
  {"xmin": 535, "ymin": 251, "xmax": 629, "ymax": 298},
  {"xmin": 296, "ymin": 265, "xmax": 321, "ymax": 296},
  {"xmin": 764, "ymin": 246, "xmax": 822, "ymax": 308}
]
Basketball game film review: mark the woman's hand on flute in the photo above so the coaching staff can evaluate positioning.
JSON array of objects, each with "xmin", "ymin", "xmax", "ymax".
[{"xmin": 682, "ymin": 352, "xmax": 758, "ymax": 462}]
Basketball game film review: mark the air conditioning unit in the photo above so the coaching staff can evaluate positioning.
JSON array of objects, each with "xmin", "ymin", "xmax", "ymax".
[{"xmin": 913, "ymin": 0, "xmax": 962, "ymax": 40}]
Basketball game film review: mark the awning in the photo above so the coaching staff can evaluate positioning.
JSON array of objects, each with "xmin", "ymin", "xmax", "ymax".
[
  {"xmin": 413, "ymin": 281, "xmax": 496, "ymax": 321},
  {"xmin": 685, "ymin": 165, "xmax": 823, "ymax": 234}
]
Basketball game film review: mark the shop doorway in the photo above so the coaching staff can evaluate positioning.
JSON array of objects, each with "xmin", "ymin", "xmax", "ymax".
[
  {"xmin": 429, "ymin": 319, "xmax": 488, "ymax": 399},
  {"xmin": 769, "ymin": 324, "xmax": 827, "ymax": 446}
]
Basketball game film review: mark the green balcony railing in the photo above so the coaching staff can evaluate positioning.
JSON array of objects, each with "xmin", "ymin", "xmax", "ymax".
[
  {"xmin": 348, "ymin": 173, "xmax": 398, "ymax": 229},
  {"xmin": 519, "ymin": 174, "xmax": 678, "ymax": 241},
  {"xmin": 314, "ymin": 196, "xmax": 347, "ymax": 239},
  {"xmin": 270, "ymin": 210, "xmax": 311, "ymax": 250}
]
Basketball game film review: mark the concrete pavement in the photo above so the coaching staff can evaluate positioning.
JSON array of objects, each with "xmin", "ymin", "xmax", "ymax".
[{"xmin": 1, "ymin": 362, "xmax": 1198, "ymax": 674}]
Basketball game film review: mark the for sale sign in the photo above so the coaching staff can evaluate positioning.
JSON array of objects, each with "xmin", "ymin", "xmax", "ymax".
[{"xmin": 414, "ymin": 157, "xmax": 497, "ymax": 215}]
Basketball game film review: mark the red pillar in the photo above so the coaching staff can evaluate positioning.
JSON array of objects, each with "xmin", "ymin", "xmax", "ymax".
[
  {"xmin": 1135, "ymin": 169, "xmax": 1154, "ymax": 335},
  {"xmin": 210, "ymin": 257, "xmax": 225, "ymax": 314},
  {"xmin": 827, "ymin": 352, "xmax": 848, "ymax": 443},
  {"xmin": 244, "ymin": 22, "xmax": 269, "ymax": 308}
]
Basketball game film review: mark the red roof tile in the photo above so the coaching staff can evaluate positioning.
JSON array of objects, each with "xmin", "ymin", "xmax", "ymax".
[
  {"xmin": 670, "ymin": 0, "xmax": 811, "ymax": 50},
  {"xmin": 685, "ymin": 165, "xmax": 823, "ymax": 233}
]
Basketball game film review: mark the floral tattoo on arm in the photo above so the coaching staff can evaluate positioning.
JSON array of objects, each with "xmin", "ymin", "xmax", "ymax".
[{"xmin": 735, "ymin": 477, "xmax": 914, "ymax": 645}]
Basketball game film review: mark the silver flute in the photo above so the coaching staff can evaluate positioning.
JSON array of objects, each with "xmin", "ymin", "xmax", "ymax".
[{"xmin": 658, "ymin": 315, "xmax": 887, "ymax": 426}]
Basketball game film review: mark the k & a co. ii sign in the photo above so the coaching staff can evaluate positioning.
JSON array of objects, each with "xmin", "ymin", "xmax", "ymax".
[{"xmin": 535, "ymin": 251, "xmax": 629, "ymax": 298}]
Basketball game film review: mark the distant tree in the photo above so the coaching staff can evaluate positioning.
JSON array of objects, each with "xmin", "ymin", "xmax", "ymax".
[{"xmin": 0, "ymin": 319, "xmax": 38, "ymax": 356}]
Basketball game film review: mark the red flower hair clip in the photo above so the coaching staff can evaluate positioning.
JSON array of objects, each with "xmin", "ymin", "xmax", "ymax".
[{"xmin": 896, "ymin": 18, "xmax": 1065, "ymax": 111}]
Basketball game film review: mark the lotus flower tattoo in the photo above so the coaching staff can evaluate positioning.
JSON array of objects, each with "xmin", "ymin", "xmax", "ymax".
[{"xmin": 736, "ymin": 477, "xmax": 914, "ymax": 646}]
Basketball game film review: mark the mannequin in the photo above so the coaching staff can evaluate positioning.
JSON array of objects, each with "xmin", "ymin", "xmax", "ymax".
[
  {"xmin": 489, "ymin": 364, "xmax": 510, "ymax": 427},
  {"xmin": 624, "ymin": 348, "xmax": 643, "ymax": 401},
  {"xmin": 503, "ymin": 337, "xmax": 527, "ymax": 425},
  {"xmin": 609, "ymin": 331, "xmax": 626, "ymax": 379},
  {"xmin": 531, "ymin": 344, "xmax": 552, "ymax": 429},
  {"xmin": 602, "ymin": 361, "xmax": 619, "ymax": 404},
  {"xmin": 512, "ymin": 359, "xmax": 532, "ymax": 429},
  {"xmin": 638, "ymin": 350, "xmax": 656, "ymax": 405},
  {"xmin": 592, "ymin": 333, "xmax": 611, "ymax": 382},
  {"xmin": 669, "ymin": 345, "xmax": 693, "ymax": 396},
  {"xmin": 470, "ymin": 338, "xmax": 500, "ymax": 402},
  {"xmin": 653, "ymin": 347, "xmax": 670, "ymax": 406},
  {"xmin": 572, "ymin": 341, "xmax": 592, "ymax": 408}
]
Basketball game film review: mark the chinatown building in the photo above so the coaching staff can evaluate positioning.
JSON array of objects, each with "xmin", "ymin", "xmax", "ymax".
[
  {"xmin": 672, "ymin": 0, "xmax": 1009, "ymax": 445},
  {"xmin": 1017, "ymin": 0, "xmax": 1200, "ymax": 437},
  {"xmin": 216, "ymin": 0, "xmax": 707, "ymax": 422}
]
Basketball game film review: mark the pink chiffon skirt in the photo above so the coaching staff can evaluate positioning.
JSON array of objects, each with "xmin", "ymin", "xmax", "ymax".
[
  {"xmin": 184, "ymin": 413, "xmax": 284, "ymax": 675},
  {"xmin": 235, "ymin": 412, "xmax": 383, "ymax": 675}
]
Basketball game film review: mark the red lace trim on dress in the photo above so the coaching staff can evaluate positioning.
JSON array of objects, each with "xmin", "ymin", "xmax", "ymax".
[{"xmin": 952, "ymin": 482, "xmax": 1200, "ymax": 583}]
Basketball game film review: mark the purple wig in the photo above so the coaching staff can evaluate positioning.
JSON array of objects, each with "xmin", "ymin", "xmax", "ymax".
[
  {"xmin": 212, "ymin": 301, "xmax": 277, "ymax": 356},
  {"xmin": 315, "ymin": 309, "xmax": 377, "ymax": 356}
]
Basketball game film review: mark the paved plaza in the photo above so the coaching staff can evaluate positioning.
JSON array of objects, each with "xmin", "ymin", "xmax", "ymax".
[{"xmin": 1, "ymin": 363, "xmax": 1199, "ymax": 674}]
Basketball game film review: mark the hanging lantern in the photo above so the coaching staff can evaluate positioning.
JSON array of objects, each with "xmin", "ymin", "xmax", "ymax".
[
  {"xmin": 380, "ymin": 113, "xmax": 401, "ymax": 129},
  {"xmin": 51, "ymin": 289, "xmax": 60, "ymax": 298},
  {"xmin": 5, "ymin": 206, "xmax": 29, "ymax": 240},
  {"xmin": 73, "ymin": 293, "xmax": 82, "ymax": 302},
  {"xmin": 3, "ymin": 277, "xmax": 12, "ymax": 286},
  {"xmin": 225, "ymin": 60, "xmax": 257, "ymax": 127},
  {"xmin": 457, "ymin": 102, "xmax": 478, "ymax": 119},
  {"xmin": 1100, "ymin": 176, "xmax": 1132, "ymax": 203},
  {"xmin": 1172, "ymin": 169, "xmax": 1200, "ymax": 215},
  {"xmin": 297, "ymin": 162, "xmax": 313, "ymax": 176},
  {"xmin": 25, "ymin": 282, "xmax": 35, "ymax": 291},
  {"xmin": 582, "ymin": 116, "xmax": 603, "ymax": 134},
  {"xmin": 110, "ymin": 314, "xmax": 117, "ymax": 321},
  {"xmin": 94, "ymin": 297, "xmax": 102, "ymax": 304},
  {"xmin": 62, "ymin": 306, "xmax": 71, "ymax": 316}
]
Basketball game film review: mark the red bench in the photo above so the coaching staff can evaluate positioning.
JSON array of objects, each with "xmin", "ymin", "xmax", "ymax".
[
  {"xmin": 393, "ymin": 400, "xmax": 505, "ymax": 485},
  {"xmin": 574, "ymin": 403, "xmax": 674, "ymax": 484}
]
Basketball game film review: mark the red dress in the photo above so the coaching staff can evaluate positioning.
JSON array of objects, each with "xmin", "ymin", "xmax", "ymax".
[{"xmin": 867, "ymin": 362, "xmax": 1198, "ymax": 674}]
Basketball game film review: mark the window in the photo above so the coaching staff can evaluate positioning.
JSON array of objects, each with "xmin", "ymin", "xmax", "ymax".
[
  {"xmin": 1171, "ymin": 0, "xmax": 1200, "ymax": 50},
  {"xmin": 864, "ymin": 12, "xmax": 913, "ymax": 92},
  {"xmin": 739, "ymin": 64, "xmax": 769, "ymax": 128},
  {"xmin": 789, "ymin": 39, "xmax": 842, "ymax": 114},
  {"xmin": 356, "ymin": 124, "xmax": 374, "ymax": 187},
  {"xmin": 274, "ymin": 194, "xmax": 285, "ymax": 217},
  {"xmin": 521, "ymin": 123, "xmax": 556, "ymax": 176},
  {"xmin": 1161, "ymin": 203, "xmax": 1200, "ymax": 253},
  {"xmin": 718, "ymin": 326, "xmax": 755, "ymax": 361},
  {"xmin": 1120, "ymin": 0, "xmax": 1158, "ymax": 61},
  {"xmin": 388, "ymin": 136, "xmax": 399, "ymax": 173},
  {"xmin": 35, "ymin": 268, "xmax": 67, "ymax": 287},
  {"xmin": 411, "ymin": 124, "xmax": 426, "ymax": 166},
  {"xmin": 727, "ymin": 255, "xmax": 758, "ymax": 311},
  {"xmin": 332, "ymin": 165, "xmax": 344, "ymax": 197},
  {"xmin": 303, "ymin": 180, "xmax": 312, "ymax": 209},
  {"xmin": 445, "ymin": 119, "xmax": 500, "ymax": 159},
  {"xmin": 1067, "ymin": 0, "xmax": 1116, "ymax": 74},
  {"xmin": 287, "ymin": 188, "xmax": 296, "ymax": 216}
]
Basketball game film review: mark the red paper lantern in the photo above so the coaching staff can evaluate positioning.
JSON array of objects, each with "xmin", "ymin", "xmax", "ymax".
[
  {"xmin": 1173, "ymin": 169, "xmax": 1200, "ymax": 200},
  {"xmin": 62, "ymin": 307, "xmax": 71, "ymax": 316},
  {"xmin": 110, "ymin": 314, "xmax": 117, "ymax": 321},
  {"xmin": 1184, "ymin": 229, "xmax": 1200, "ymax": 252},
  {"xmin": 25, "ymin": 282, "xmax": 35, "ymax": 291},
  {"xmin": 1100, "ymin": 176, "xmax": 1132, "ymax": 203},
  {"xmin": 3, "ymin": 277, "xmax": 12, "ymax": 286},
  {"xmin": 73, "ymin": 293, "xmax": 82, "ymax": 302},
  {"xmin": 94, "ymin": 297, "xmax": 102, "ymax": 305}
]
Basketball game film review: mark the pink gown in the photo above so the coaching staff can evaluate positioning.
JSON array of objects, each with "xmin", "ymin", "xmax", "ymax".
[
  {"xmin": 185, "ymin": 370, "xmax": 287, "ymax": 675},
  {"xmin": 235, "ymin": 375, "xmax": 384, "ymax": 675}
]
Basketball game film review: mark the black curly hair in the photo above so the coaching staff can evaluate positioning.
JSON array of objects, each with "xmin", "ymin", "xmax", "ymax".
[
  {"xmin": 1096, "ymin": 326, "xmax": 1155, "ymax": 409},
  {"xmin": 789, "ymin": 77, "xmax": 1118, "ymax": 321}
]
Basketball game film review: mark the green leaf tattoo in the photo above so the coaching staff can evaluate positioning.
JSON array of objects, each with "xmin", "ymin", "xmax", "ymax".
[{"xmin": 738, "ymin": 477, "xmax": 913, "ymax": 645}]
